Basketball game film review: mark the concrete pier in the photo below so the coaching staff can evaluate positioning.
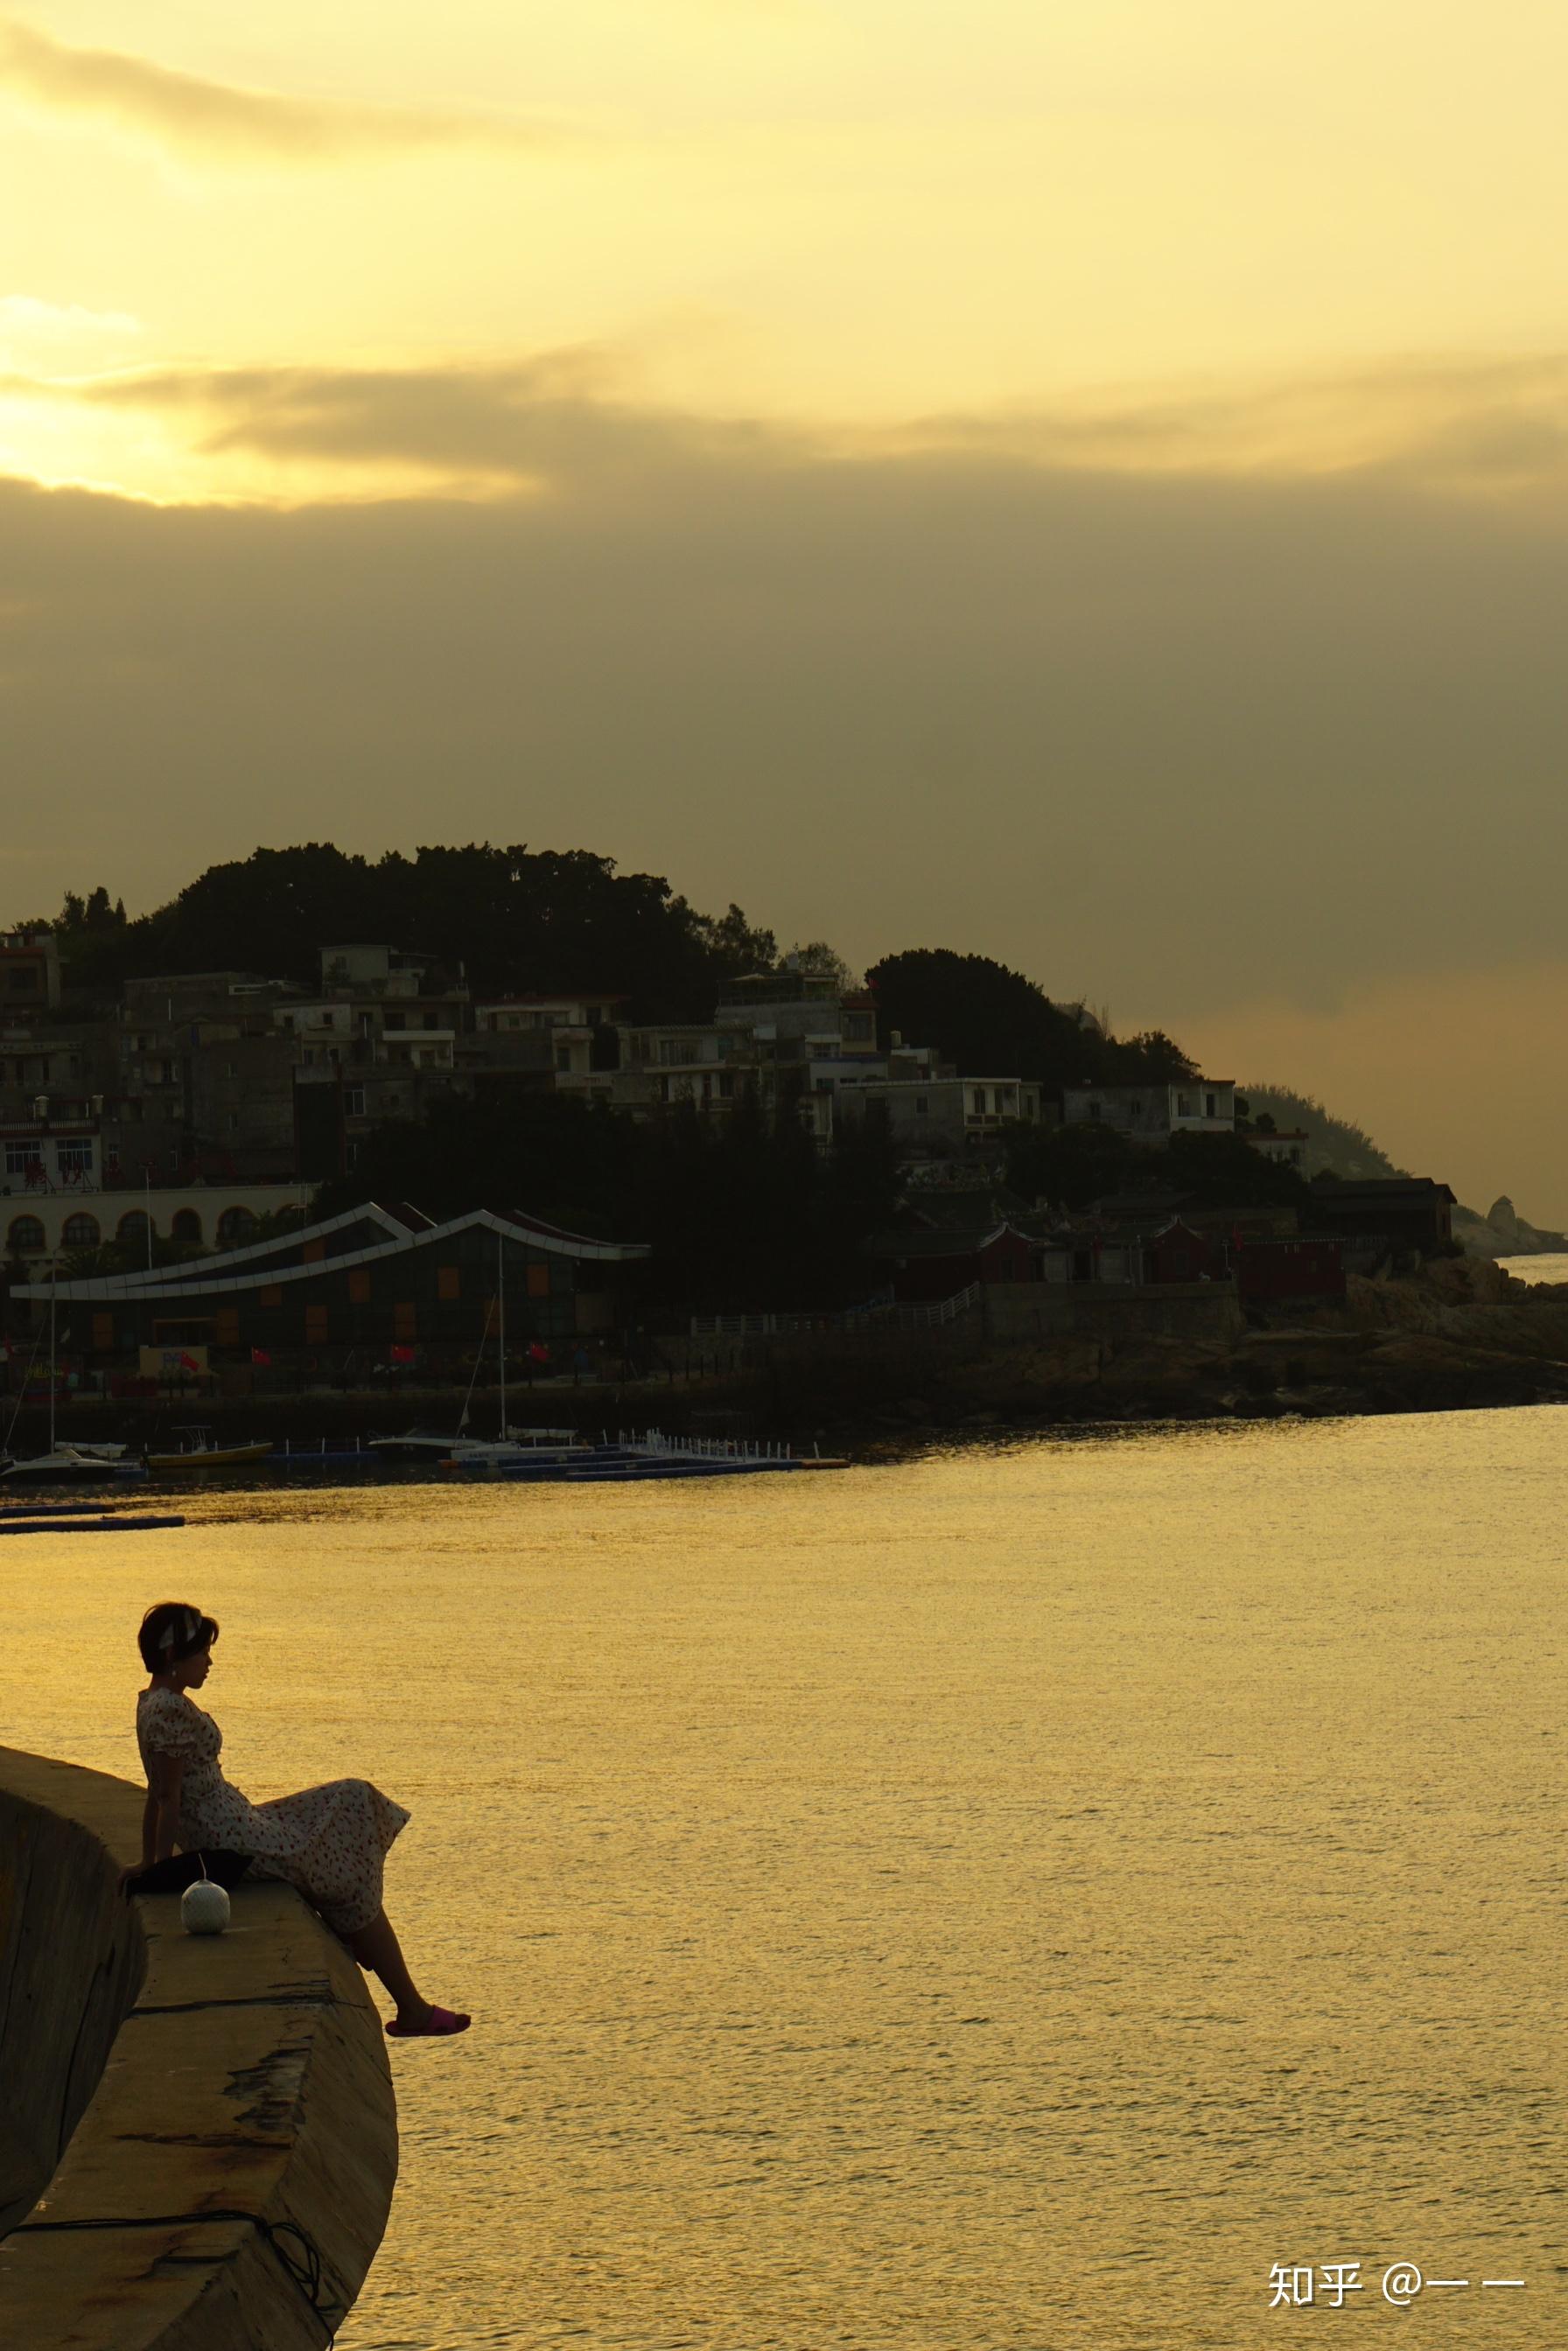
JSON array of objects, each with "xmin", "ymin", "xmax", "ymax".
[{"xmin": 0, "ymin": 1746, "xmax": 397, "ymax": 2348}]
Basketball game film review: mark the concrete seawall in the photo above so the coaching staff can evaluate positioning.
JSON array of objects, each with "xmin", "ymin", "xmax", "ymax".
[{"xmin": 0, "ymin": 1746, "xmax": 397, "ymax": 2348}]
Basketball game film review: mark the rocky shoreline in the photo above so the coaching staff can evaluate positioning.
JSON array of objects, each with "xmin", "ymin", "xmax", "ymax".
[{"xmin": 824, "ymin": 1257, "xmax": 1568, "ymax": 1444}]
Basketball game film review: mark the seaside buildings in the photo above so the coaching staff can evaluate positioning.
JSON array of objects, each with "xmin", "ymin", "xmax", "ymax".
[{"xmin": 1, "ymin": 923, "xmax": 1458, "ymax": 1384}]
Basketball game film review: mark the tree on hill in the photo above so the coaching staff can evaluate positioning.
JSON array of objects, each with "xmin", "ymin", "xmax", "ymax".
[
  {"xmin": 867, "ymin": 948, "xmax": 1196, "ymax": 1095},
  {"xmin": 41, "ymin": 843, "xmax": 781, "ymax": 1019}
]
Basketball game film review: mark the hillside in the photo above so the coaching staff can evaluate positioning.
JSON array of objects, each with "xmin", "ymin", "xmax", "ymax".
[{"xmin": 1243, "ymin": 1086, "xmax": 1406, "ymax": 1181}]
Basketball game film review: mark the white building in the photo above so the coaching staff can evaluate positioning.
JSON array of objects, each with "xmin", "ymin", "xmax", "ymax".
[
  {"xmin": 3, "ymin": 1180, "xmax": 313, "ymax": 1275},
  {"xmin": 1061, "ymin": 1079, "xmax": 1236, "ymax": 1140}
]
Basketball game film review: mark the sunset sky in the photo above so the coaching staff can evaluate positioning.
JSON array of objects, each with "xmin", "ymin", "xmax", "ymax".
[{"xmin": 5, "ymin": 3, "xmax": 1568, "ymax": 1215}]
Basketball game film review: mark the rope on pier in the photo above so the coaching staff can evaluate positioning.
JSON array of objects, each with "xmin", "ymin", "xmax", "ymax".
[{"xmin": 18, "ymin": 2207, "xmax": 343, "ymax": 2341}]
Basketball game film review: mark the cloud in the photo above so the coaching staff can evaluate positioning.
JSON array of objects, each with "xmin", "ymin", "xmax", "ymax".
[
  {"xmin": 1, "ymin": 400, "xmax": 1566, "ymax": 1007},
  {"xmin": 0, "ymin": 294, "xmax": 140, "ymax": 373},
  {"xmin": 898, "ymin": 353, "xmax": 1568, "ymax": 493},
  {"xmin": 26, "ymin": 346, "xmax": 1568, "ymax": 504},
  {"xmin": 0, "ymin": 15, "xmax": 571, "ymax": 162}
]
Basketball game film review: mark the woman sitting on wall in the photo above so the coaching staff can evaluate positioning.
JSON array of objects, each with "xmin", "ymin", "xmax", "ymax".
[{"xmin": 129, "ymin": 1599, "xmax": 470, "ymax": 2039}]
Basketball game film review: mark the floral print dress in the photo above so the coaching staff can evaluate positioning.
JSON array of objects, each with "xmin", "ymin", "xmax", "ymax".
[{"xmin": 136, "ymin": 1685, "xmax": 410, "ymax": 1938}]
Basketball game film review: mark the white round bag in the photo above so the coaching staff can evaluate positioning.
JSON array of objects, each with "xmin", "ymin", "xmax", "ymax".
[{"xmin": 181, "ymin": 1862, "xmax": 231, "ymax": 1935}]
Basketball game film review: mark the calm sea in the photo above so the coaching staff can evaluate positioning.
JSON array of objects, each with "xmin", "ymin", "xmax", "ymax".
[
  {"xmin": 6, "ymin": 1415, "xmax": 1564, "ymax": 2348},
  {"xmin": 1501, "ymin": 1251, "xmax": 1568, "ymax": 1286}
]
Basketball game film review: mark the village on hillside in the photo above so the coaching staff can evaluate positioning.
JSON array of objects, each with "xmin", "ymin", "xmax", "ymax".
[{"xmin": 0, "ymin": 907, "xmax": 1474, "ymax": 1421}]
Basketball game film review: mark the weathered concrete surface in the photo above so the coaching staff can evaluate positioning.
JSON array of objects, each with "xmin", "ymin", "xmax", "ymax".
[{"xmin": 0, "ymin": 1746, "xmax": 397, "ymax": 2350}]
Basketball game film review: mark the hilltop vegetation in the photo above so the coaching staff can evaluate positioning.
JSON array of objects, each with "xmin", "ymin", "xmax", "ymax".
[
  {"xmin": 1243, "ymin": 1086, "xmax": 1406, "ymax": 1183},
  {"xmin": 33, "ymin": 842, "xmax": 1195, "ymax": 1088}
]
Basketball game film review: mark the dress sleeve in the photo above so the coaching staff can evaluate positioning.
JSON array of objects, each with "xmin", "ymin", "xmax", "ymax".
[{"xmin": 140, "ymin": 1691, "xmax": 200, "ymax": 1762}]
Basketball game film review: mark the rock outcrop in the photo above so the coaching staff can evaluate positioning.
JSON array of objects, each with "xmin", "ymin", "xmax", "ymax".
[{"xmin": 1454, "ymin": 1195, "xmax": 1568, "ymax": 1259}]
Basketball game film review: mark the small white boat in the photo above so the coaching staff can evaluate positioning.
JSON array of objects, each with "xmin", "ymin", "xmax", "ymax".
[
  {"xmin": 368, "ymin": 1427, "xmax": 490, "ymax": 1463},
  {"xmin": 2, "ymin": 1273, "xmax": 139, "ymax": 1482},
  {"xmin": 2, "ymin": 1443, "xmax": 130, "ymax": 1485}
]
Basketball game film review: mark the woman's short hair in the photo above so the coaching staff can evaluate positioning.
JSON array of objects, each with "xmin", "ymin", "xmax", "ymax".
[{"xmin": 138, "ymin": 1602, "xmax": 220, "ymax": 1675}]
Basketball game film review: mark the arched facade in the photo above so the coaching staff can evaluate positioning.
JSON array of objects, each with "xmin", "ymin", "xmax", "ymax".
[
  {"xmin": 62, "ymin": 1212, "xmax": 102, "ymax": 1249},
  {"xmin": 172, "ymin": 1208, "xmax": 204, "ymax": 1245},
  {"xmin": 7, "ymin": 1214, "xmax": 45, "ymax": 1256},
  {"xmin": 116, "ymin": 1210, "xmax": 150, "ymax": 1244},
  {"xmin": 216, "ymin": 1206, "xmax": 256, "ymax": 1246}
]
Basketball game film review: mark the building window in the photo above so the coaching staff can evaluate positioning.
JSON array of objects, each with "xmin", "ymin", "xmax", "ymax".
[
  {"xmin": 92, "ymin": 1312, "xmax": 116, "ymax": 1352},
  {"xmin": 117, "ymin": 1209, "xmax": 151, "ymax": 1244},
  {"xmin": 226, "ymin": 1061, "xmax": 238, "ymax": 1079},
  {"xmin": 4, "ymin": 1142, "xmax": 39, "ymax": 1179},
  {"xmin": 62, "ymin": 1211, "xmax": 101, "ymax": 1248},
  {"xmin": 437, "ymin": 1264, "xmax": 460, "ymax": 1301},
  {"xmin": 260, "ymin": 1284, "xmax": 283, "ymax": 1308},
  {"xmin": 56, "ymin": 1140, "xmax": 93, "ymax": 1177},
  {"xmin": 915, "ymin": 1095, "xmax": 928, "ymax": 1114},
  {"xmin": 526, "ymin": 1263, "xmax": 550, "ymax": 1298},
  {"xmin": 972, "ymin": 1088, "xmax": 987, "ymax": 1114},
  {"xmin": 348, "ymin": 1268, "xmax": 371, "ymax": 1303},
  {"xmin": 217, "ymin": 1207, "xmax": 256, "ymax": 1247},
  {"xmin": 7, "ymin": 1214, "xmax": 45, "ymax": 1254},
  {"xmin": 302, "ymin": 1239, "xmax": 326, "ymax": 1263},
  {"xmin": 394, "ymin": 1302, "xmax": 416, "ymax": 1340},
  {"xmin": 556, "ymin": 1047, "xmax": 571, "ymax": 1073},
  {"xmin": 304, "ymin": 1304, "xmax": 329, "ymax": 1343},
  {"xmin": 216, "ymin": 1307, "xmax": 241, "ymax": 1347},
  {"xmin": 345, "ymin": 1087, "xmax": 365, "ymax": 1118},
  {"xmin": 172, "ymin": 1208, "xmax": 203, "ymax": 1244},
  {"xmin": 1087, "ymin": 1101, "xmax": 1102, "ymax": 1122},
  {"xmin": 1205, "ymin": 1092, "xmax": 1217, "ymax": 1118},
  {"xmin": 1176, "ymin": 1094, "xmax": 1194, "ymax": 1118}
]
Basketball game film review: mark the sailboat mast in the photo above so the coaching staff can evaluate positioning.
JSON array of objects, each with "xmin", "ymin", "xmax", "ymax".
[
  {"xmin": 48, "ymin": 1262, "xmax": 57, "ymax": 1454},
  {"xmin": 497, "ymin": 1228, "xmax": 507, "ymax": 1441}
]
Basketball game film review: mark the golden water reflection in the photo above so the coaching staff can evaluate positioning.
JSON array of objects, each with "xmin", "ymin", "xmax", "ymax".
[{"xmin": 7, "ymin": 1410, "xmax": 1564, "ymax": 2348}]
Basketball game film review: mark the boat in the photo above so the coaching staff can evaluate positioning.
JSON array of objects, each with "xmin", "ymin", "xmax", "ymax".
[
  {"xmin": 367, "ymin": 1426, "xmax": 495, "ymax": 1463},
  {"xmin": 379, "ymin": 1239, "xmax": 589, "ymax": 1470},
  {"xmin": 2, "ymin": 1270, "xmax": 144, "ymax": 1483},
  {"xmin": 2, "ymin": 1443, "xmax": 135, "ymax": 1486},
  {"xmin": 144, "ymin": 1429, "xmax": 273, "ymax": 1474}
]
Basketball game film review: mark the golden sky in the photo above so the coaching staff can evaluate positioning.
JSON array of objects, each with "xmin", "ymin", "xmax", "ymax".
[{"xmin": 4, "ymin": 3, "xmax": 1568, "ymax": 1214}]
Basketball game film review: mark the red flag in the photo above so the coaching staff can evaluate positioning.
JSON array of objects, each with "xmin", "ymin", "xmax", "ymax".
[
  {"xmin": 389, "ymin": 1343, "xmax": 415, "ymax": 1364},
  {"xmin": 250, "ymin": 1347, "xmax": 272, "ymax": 1367},
  {"xmin": 178, "ymin": 1352, "xmax": 200, "ymax": 1373}
]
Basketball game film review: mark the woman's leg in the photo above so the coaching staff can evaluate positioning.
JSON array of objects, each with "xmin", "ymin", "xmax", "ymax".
[{"xmin": 349, "ymin": 1908, "xmax": 432, "ymax": 2027}]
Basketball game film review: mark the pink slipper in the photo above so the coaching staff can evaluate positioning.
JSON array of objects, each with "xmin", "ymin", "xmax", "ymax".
[{"xmin": 387, "ymin": 2005, "xmax": 471, "ymax": 2037}]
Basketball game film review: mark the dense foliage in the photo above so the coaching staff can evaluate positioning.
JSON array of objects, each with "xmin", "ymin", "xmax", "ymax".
[
  {"xmin": 1004, "ymin": 1123, "xmax": 1312, "ymax": 1214},
  {"xmin": 867, "ymin": 948, "xmax": 1195, "ymax": 1092},
  {"xmin": 45, "ymin": 843, "xmax": 782, "ymax": 1022}
]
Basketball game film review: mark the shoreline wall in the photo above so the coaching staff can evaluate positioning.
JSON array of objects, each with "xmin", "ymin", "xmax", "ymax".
[
  {"xmin": 0, "ymin": 1753, "xmax": 145, "ymax": 2236},
  {"xmin": 0, "ymin": 1746, "xmax": 397, "ymax": 2351}
]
